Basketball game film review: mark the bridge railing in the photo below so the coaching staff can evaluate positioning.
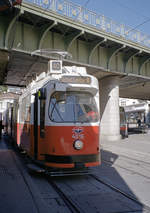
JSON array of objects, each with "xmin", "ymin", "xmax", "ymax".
[{"xmin": 23, "ymin": 0, "xmax": 150, "ymax": 48}]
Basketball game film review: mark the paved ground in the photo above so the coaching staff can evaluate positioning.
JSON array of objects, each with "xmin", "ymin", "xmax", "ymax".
[
  {"xmin": 0, "ymin": 137, "xmax": 49, "ymax": 213},
  {"xmin": 100, "ymin": 132, "xmax": 150, "ymax": 208},
  {"xmin": 0, "ymin": 132, "xmax": 150, "ymax": 213}
]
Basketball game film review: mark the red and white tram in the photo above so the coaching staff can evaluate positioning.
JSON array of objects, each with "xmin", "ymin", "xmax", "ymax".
[{"xmin": 7, "ymin": 59, "xmax": 100, "ymax": 174}]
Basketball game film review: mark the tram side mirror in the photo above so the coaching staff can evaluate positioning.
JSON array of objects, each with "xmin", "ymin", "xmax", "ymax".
[{"xmin": 38, "ymin": 88, "xmax": 46, "ymax": 100}]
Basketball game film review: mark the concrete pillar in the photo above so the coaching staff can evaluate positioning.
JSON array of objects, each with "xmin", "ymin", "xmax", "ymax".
[{"xmin": 99, "ymin": 76, "xmax": 121, "ymax": 141}]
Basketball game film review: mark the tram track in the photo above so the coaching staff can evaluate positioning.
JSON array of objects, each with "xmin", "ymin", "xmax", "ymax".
[
  {"xmin": 26, "ymin": 153, "xmax": 150, "ymax": 213},
  {"xmin": 47, "ymin": 177, "xmax": 85, "ymax": 213},
  {"xmin": 101, "ymin": 145, "xmax": 150, "ymax": 166},
  {"xmin": 103, "ymin": 152, "xmax": 150, "ymax": 166},
  {"xmin": 11, "ymin": 138, "xmax": 150, "ymax": 213},
  {"xmin": 44, "ymin": 172, "xmax": 149, "ymax": 213},
  {"xmin": 90, "ymin": 174, "xmax": 150, "ymax": 212},
  {"xmin": 103, "ymin": 159, "xmax": 150, "ymax": 180},
  {"xmin": 11, "ymin": 142, "xmax": 150, "ymax": 212},
  {"xmin": 4, "ymin": 136, "xmax": 150, "ymax": 212}
]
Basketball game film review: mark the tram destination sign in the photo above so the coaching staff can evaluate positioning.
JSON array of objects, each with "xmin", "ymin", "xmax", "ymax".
[{"xmin": 60, "ymin": 76, "xmax": 91, "ymax": 84}]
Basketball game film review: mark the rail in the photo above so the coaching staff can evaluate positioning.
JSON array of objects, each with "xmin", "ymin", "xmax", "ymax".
[{"xmin": 23, "ymin": 0, "xmax": 150, "ymax": 48}]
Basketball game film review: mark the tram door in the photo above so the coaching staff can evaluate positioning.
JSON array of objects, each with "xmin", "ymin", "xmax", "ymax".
[
  {"xmin": 33, "ymin": 93, "xmax": 38, "ymax": 159},
  {"xmin": 10, "ymin": 107, "xmax": 13, "ymax": 137},
  {"xmin": 33, "ymin": 89, "xmax": 46, "ymax": 159}
]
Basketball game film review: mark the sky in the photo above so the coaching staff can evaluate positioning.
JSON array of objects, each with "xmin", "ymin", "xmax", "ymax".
[{"xmin": 70, "ymin": 0, "xmax": 150, "ymax": 36}]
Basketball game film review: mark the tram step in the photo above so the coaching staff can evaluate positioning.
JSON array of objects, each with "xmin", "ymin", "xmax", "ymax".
[
  {"xmin": 46, "ymin": 169, "xmax": 91, "ymax": 177},
  {"xmin": 27, "ymin": 163, "xmax": 46, "ymax": 173}
]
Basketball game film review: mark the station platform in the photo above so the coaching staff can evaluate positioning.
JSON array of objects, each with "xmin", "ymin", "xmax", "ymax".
[{"xmin": 0, "ymin": 136, "xmax": 49, "ymax": 213}]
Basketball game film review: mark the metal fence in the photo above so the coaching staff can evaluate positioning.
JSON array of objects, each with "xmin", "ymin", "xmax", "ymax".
[{"xmin": 23, "ymin": 0, "xmax": 150, "ymax": 48}]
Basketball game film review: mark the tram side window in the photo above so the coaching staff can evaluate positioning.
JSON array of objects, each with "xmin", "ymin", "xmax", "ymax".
[
  {"xmin": 40, "ymin": 99, "xmax": 45, "ymax": 138},
  {"xmin": 20, "ymin": 98, "xmax": 26, "ymax": 123},
  {"xmin": 20, "ymin": 96, "xmax": 31, "ymax": 124}
]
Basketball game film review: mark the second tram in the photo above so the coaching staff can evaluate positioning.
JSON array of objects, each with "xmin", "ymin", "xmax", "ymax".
[{"xmin": 120, "ymin": 106, "xmax": 128, "ymax": 138}]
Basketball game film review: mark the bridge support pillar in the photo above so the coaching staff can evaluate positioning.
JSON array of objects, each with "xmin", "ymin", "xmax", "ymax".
[{"xmin": 99, "ymin": 76, "xmax": 121, "ymax": 141}]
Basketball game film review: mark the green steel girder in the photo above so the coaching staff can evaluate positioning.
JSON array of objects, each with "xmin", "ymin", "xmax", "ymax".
[
  {"xmin": 65, "ymin": 30, "xmax": 84, "ymax": 51},
  {"xmin": 138, "ymin": 55, "xmax": 150, "ymax": 75},
  {"xmin": 107, "ymin": 44, "xmax": 126, "ymax": 69},
  {"xmin": 1, "ymin": 3, "xmax": 150, "ymax": 86},
  {"xmin": 0, "ymin": 50, "xmax": 9, "ymax": 84},
  {"xmin": 38, "ymin": 21, "xmax": 57, "ymax": 50},
  {"xmin": 123, "ymin": 50, "xmax": 141, "ymax": 73},
  {"xmin": 5, "ymin": 9, "xmax": 24, "ymax": 49},
  {"xmin": 88, "ymin": 38, "xmax": 107, "ymax": 64}
]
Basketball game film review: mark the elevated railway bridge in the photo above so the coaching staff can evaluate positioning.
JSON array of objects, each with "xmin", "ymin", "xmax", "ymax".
[{"xmin": 1, "ymin": 0, "xmax": 150, "ymax": 140}]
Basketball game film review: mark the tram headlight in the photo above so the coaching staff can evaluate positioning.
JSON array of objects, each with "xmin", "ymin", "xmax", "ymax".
[{"xmin": 74, "ymin": 140, "xmax": 84, "ymax": 150}]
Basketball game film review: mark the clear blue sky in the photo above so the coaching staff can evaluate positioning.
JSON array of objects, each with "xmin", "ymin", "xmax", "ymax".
[{"xmin": 71, "ymin": 0, "xmax": 150, "ymax": 36}]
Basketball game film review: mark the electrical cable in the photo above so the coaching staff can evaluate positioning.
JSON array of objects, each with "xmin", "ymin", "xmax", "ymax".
[
  {"xmin": 127, "ymin": 18, "xmax": 150, "ymax": 34},
  {"xmin": 83, "ymin": 0, "xmax": 91, "ymax": 8},
  {"xmin": 75, "ymin": 0, "xmax": 91, "ymax": 20},
  {"xmin": 110, "ymin": 0, "xmax": 150, "ymax": 33},
  {"xmin": 112, "ymin": 0, "xmax": 150, "ymax": 20}
]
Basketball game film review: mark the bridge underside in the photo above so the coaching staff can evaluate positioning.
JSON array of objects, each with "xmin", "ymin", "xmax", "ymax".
[
  {"xmin": 0, "ymin": 49, "xmax": 150, "ymax": 100},
  {"xmin": 1, "ymin": 4, "xmax": 150, "ymax": 100}
]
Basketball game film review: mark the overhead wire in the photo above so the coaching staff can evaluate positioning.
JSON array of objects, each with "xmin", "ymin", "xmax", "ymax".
[
  {"xmin": 83, "ymin": 0, "xmax": 91, "ymax": 8},
  {"xmin": 112, "ymin": 0, "xmax": 149, "ymax": 19},
  {"xmin": 127, "ymin": 18, "xmax": 150, "ymax": 34},
  {"xmin": 110, "ymin": 0, "xmax": 150, "ymax": 33}
]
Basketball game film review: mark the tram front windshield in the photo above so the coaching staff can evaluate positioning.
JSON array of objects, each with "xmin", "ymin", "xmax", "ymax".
[{"xmin": 49, "ymin": 91, "xmax": 99, "ymax": 123}]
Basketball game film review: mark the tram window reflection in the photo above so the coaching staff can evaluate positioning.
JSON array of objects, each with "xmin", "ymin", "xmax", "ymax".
[{"xmin": 49, "ymin": 91, "xmax": 99, "ymax": 123}]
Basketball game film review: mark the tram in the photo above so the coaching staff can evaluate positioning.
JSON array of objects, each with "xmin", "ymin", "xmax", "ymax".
[
  {"xmin": 125, "ymin": 103, "xmax": 150, "ymax": 128},
  {"xmin": 120, "ymin": 106, "xmax": 128, "ymax": 138},
  {"xmin": 7, "ymin": 58, "xmax": 100, "ymax": 174}
]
